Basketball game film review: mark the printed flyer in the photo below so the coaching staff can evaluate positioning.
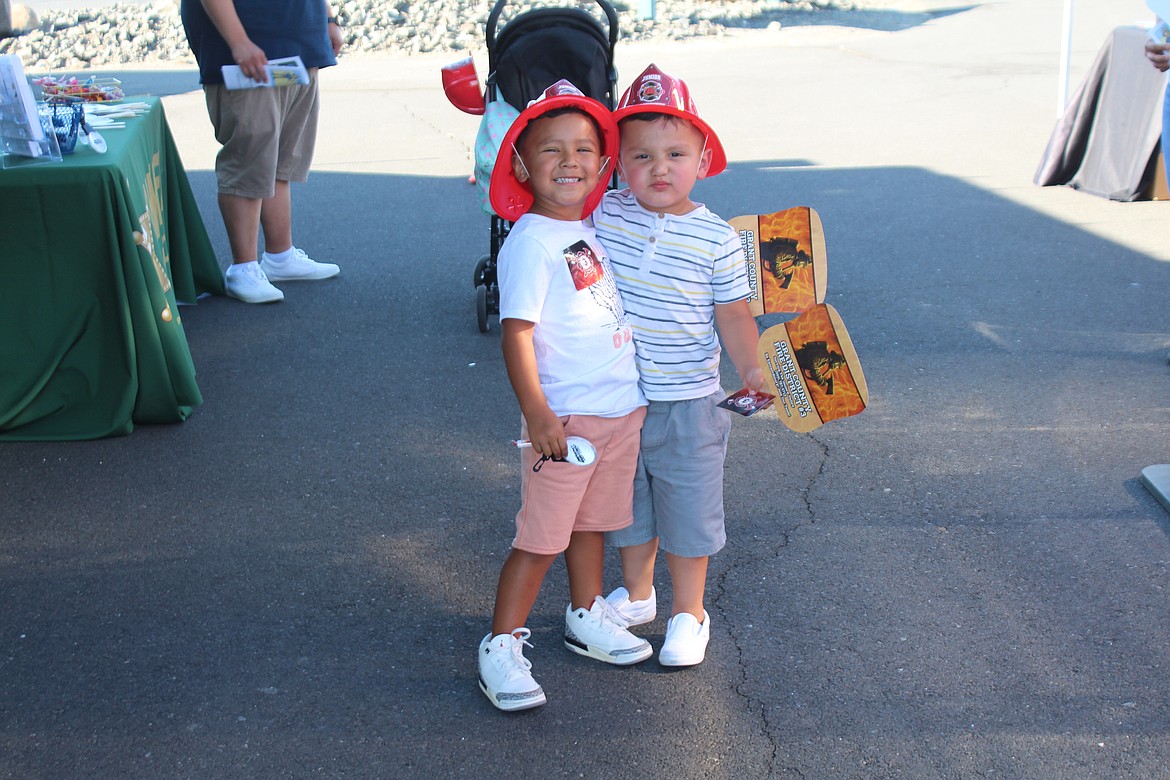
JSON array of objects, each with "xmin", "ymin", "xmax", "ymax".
[{"xmin": 222, "ymin": 56, "xmax": 310, "ymax": 90}]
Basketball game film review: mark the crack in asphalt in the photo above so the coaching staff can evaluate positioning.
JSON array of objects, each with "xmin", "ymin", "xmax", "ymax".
[{"xmin": 714, "ymin": 430, "xmax": 830, "ymax": 777}]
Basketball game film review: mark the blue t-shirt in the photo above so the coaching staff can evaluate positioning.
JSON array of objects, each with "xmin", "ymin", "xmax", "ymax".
[{"xmin": 181, "ymin": 0, "xmax": 336, "ymax": 85}]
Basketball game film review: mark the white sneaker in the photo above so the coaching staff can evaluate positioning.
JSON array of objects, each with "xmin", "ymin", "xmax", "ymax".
[
  {"xmin": 262, "ymin": 247, "xmax": 340, "ymax": 281},
  {"xmin": 659, "ymin": 609, "xmax": 710, "ymax": 667},
  {"xmin": 605, "ymin": 586, "xmax": 656, "ymax": 627},
  {"xmin": 564, "ymin": 596, "xmax": 652, "ymax": 665},
  {"xmin": 224, "ymin": 261, "xmax": 283, "ymax": 303},
  {"xmin": 477, "ymin": 628, "xmax": 546, "ymax": 712}
]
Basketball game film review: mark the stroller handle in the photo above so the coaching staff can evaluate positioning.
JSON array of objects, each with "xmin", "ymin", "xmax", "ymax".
[{"xmin": 486, "ymin": 0, "xmax": 620, "ymax": 53}]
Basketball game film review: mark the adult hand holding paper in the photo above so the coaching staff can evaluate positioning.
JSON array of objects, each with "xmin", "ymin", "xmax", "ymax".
[
  {"xmin": 231, "ymin": 38, "xmax": 268, "ymax": 82},
  {"xmin": 221, "ymin": 56, "xmax": 311, "ymax": 90}
]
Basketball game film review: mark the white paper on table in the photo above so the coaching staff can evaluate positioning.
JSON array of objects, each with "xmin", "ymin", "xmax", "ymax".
[
  {"xmin": 84, "ymin": 115, "xmax": 126, "ymax": 128},
  {"xmin": 87, "ymin": 102, "xmax": 150, "ymax": 118}
]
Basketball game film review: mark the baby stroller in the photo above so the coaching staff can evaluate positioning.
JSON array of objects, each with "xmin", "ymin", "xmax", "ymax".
[{"xmin": 444, "ymin": 0, "xmax": 620, "ymax": 332}]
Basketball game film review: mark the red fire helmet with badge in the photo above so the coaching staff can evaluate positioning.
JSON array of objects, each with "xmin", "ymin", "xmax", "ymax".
[{"xmin": 613, "ymin": 63, "xmax": 727, "ymax": 177}]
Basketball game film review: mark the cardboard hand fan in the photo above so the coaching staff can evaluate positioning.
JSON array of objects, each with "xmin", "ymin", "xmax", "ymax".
[
  {"xmin": 730, "ymin": 206, "xmax": 827, "ymax": 316},
  {"xmin": 756, "ymin": 303, "xmax": 868, "ymax": 433}
]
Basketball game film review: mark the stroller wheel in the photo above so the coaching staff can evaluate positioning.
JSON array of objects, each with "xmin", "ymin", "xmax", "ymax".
[
  {"xmin": 473, "ymin": 254, "xmax": 491, "ymax": 289},
  {"xmin": 476, "ymin": 284, "xmax": 490, "ymax": 333}
]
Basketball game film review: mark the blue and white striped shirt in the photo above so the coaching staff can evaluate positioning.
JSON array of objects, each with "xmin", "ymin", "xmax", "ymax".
[{"xmin": 594, "ymin": 189, "xmax": 751, "ymax": 401}]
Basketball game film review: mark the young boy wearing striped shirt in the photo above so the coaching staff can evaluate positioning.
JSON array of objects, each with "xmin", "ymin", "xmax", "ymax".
[{"xmin": 594, "ymin": 64, "xmax": 765, "ymax": 666}]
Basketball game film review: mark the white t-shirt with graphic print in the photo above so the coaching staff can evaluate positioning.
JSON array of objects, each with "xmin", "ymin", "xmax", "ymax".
[{"xmin": 498, "ymin": 213, "xmax": 645, "ymax": 418}]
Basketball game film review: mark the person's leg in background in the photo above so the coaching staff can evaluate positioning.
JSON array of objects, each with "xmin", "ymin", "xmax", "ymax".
[{"xmin": 257, "ymin": 74, "xmax": 340, "ymax": 283}]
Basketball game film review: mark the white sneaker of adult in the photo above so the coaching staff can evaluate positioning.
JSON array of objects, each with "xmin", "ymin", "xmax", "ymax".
[
  {"xmin": 477, "ymin": 628, "xmax": 546, "ymax": 712},
  {"xmin": 261, "ymin": 247, "xmax": 340, "ymax": 281},
  {"xmin": 564, "ymin": 596, "xmax": 652, "ymax": 665},
  {"xmin": 659, "ymin": 609, "xmax": 710, "ymax": 667},
  {"xmin": 224, "ymin": 261, "xmax": 284, "ymax": 304}
]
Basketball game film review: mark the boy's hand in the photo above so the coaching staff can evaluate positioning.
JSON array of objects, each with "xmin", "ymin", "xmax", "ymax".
[
  {"xmin": 524, "ymin": 408, "xmax": 567, "ymax": 460},
  {"xmin": 741, "ymin": 365, "xmax": 767, "ymax": 393}
]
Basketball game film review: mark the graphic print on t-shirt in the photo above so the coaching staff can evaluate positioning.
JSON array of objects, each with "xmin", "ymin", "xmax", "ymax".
[
  {"xmin": 562, "ymin": 239, "xmax": 626, "ymax": 330},
  {"xmin": 563, "ymin": 240, "xmax": 604, "ymax": 290}
]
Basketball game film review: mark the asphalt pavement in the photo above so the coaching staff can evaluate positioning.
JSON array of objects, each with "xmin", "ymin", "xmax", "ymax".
[{"xmin": 3, "ymin": 1, "xmax": 1170, "ymax": 778}]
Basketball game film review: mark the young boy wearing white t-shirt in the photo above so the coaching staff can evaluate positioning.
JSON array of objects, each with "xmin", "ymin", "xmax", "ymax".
[{"xmin": 476, "ymin": 80, "xmax": 651, "ymax": 712}]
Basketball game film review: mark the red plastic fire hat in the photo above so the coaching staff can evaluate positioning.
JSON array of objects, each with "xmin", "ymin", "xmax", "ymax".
[
  {"xmin": 489, "ymin": 80, "xmax": 619, "ymax": 222},
  {"xmin": 441, "ymin": 57, "xmax": 485, "ymax": 115},
  {"xmin": 613, "ymin": 63, "xmax": 726, "ymax": 176}
]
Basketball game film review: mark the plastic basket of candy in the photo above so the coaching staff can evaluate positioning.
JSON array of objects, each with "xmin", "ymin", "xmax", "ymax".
[{"xmin": 33, "ymin": 75, "xmax": 124, "ymax": 103}]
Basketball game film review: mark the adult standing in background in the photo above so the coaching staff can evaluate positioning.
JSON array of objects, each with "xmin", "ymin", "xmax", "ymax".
[{"xmin": 181, "ymin": 0, "xmax": 343, "ymax": 303}]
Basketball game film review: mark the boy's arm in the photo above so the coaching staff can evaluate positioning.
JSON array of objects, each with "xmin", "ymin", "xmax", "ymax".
[
  {"xmin": 715, "ymin": 299, "xmax": 766, "ymax": 392},
  {"xmin": 501, "ymin": 318, "xmax": 567, "ymax": 459}
]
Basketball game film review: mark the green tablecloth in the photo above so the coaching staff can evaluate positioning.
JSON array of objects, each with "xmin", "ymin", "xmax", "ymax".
[{"xmin": 0, "ymin": 96, "xmax": 224, "ymax": 440}]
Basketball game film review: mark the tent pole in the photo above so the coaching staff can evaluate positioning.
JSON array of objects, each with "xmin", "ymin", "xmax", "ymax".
[{"xmin": 1058, "ymin": 0, "xmax": 1075, "ymax": 116}]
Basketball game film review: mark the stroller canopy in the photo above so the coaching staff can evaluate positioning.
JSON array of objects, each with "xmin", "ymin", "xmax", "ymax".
[{"xmin": 490, "ymin": 7, "xmax": 616, "ymax": 110}]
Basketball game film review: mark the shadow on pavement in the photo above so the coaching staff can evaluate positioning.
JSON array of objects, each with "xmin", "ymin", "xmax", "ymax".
[{"xmin": 1, "ymin": 160, "xmax": 1169, "ymax": 777}]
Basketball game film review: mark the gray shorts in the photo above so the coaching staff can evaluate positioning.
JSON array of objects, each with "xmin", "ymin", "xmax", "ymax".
[
  {"xmin": 204, "ymin": 70, "xmax": 320, "ymax": 199},
  {"xmin": 606, "ymin": 391, "xmax": 731, "ymax": 557}
]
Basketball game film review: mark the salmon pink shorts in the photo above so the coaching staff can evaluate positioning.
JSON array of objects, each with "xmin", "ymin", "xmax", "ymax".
[{"xmin": 513, "ymin": 407, "xmax": 645, "ymax": 554}]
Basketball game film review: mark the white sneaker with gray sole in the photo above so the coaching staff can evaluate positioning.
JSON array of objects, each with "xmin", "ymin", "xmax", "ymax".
[
  {"xmin": 564, "ymin": 596, "xmax": 652, "ymax": 665},
  {"xmin": 478, "ymin": 628, "xmax": 546, "ymax": 712}
]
